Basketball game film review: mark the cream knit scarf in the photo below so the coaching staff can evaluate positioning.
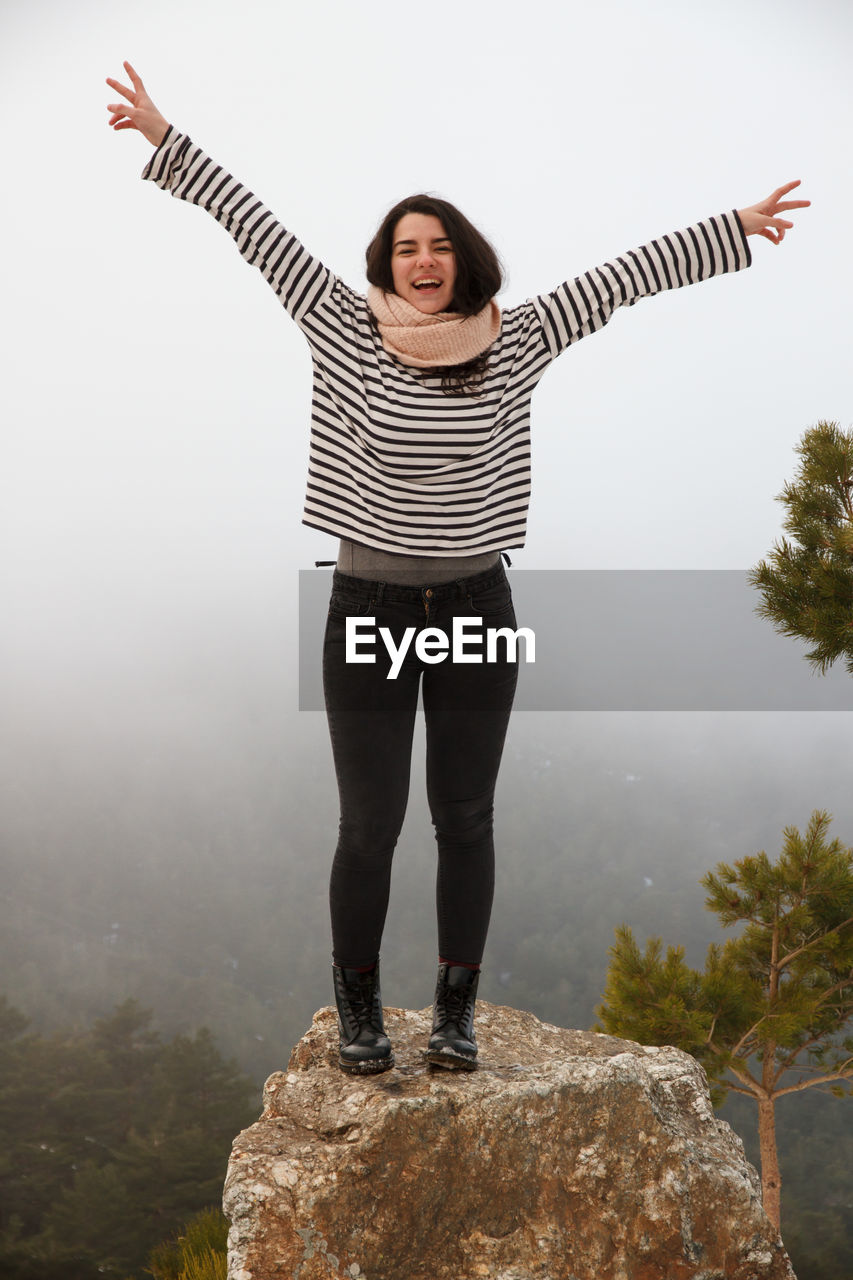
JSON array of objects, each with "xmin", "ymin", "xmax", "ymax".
[{"xmin": 367, "ymin": 286, "xmax": 501, "ymax": 368}]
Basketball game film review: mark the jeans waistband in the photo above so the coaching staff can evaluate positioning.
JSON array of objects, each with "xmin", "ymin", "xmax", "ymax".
[{"xmin": 331, "ymin": 561, "xmax": 508, "ymax": 605}]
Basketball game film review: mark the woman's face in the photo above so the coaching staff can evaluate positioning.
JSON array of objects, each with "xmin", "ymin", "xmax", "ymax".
[{"xmin": 390, "ymin": 212, "xmax": 457, "ymax": 314}]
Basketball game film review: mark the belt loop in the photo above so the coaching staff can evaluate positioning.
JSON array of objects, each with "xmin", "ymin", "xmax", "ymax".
[
  {"xmin": 376, "ymin": 581, "xmax": 386, "ymax": 604},
  {"xmin": 500, "ymin": 552, "xmax": 512, "ymax": 568}
]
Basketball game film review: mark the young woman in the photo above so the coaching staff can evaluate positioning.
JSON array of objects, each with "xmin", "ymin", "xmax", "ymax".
[{"xmin": 106, "ymin": 61, "xmax": 809, "ymax": 1075}]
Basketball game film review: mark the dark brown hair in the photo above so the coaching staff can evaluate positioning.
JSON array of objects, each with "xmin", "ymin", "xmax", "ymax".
[{"xmin": 365, "ymin": 194, "xmax": 504, "ymax": 394}]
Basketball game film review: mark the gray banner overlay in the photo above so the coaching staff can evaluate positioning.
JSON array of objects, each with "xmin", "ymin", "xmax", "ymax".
[{"xmin": 298, "ymin": 570, "xmax": 853, "ymax": 711}]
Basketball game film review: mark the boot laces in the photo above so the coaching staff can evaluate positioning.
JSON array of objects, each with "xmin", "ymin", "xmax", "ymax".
[
  {"xmin": 341, "ymin": 977, "xmax": 375, "ymax": 1026},
  {"xmin": 440, "ymin": 984, "xmax": 472, "ymax": 1023}
]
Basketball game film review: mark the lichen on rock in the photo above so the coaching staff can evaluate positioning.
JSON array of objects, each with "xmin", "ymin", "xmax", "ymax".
[{"xmin": 223, "ymin": 1002, "xmax": 795, "ymax": 1280}]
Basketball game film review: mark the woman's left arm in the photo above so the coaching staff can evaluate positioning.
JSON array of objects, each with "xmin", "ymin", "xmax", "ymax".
[
  {"xmin": 530, "ymin": 181, "xmax": 810, "ymax": 361},
  {"xmin": 737, "ymin": 179, "xmax": 810, "ymax": 244}
]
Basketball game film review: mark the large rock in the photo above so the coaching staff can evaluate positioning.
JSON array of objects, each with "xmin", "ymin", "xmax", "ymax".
[{"xmin": 223, "ymin": 1003, "xmax": 795, "ymax": 1280}]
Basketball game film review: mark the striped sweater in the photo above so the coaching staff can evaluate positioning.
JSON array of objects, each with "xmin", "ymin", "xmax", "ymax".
[{"xmin": 142, "ymin": 128, "xmax": 752, "ymax": 555}]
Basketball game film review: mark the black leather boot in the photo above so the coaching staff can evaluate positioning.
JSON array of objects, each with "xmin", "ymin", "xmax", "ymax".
[
  {"xmin": 427, "ymin": 963, "xmax": 479, "ymax": 1070},
  {"xmin": 333, "ymin": 960, "xmax": 394, "ymax": 1074}
]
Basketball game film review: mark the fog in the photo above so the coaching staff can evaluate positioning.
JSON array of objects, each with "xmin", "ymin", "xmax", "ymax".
[{"xmin": 2, "ymin": 0, "xmax": 853, "ymax": 1067}]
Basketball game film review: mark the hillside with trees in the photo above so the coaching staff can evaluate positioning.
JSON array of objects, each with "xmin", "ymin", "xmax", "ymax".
[
  {"xmin": 2, "ymin": 713, "xmax": 851, "ymax": 1276},
  {"xmin": 0, "ymin": 998, "xmax": 255, "ymax": 1278}
]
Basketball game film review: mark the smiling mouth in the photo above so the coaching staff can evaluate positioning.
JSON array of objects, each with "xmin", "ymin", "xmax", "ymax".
[{"xmin": 413, "ymin": 278, "xmax": 442, "ymax": 291}]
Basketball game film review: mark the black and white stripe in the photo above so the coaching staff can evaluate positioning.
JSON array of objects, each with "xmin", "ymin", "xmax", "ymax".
[{"xmin": 143, "ymin": 128, "xmax": 751, "ymax": 555}]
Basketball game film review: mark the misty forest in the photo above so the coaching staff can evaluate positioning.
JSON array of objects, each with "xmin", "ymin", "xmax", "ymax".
[{"xmin": 2, "ymin": 658, "xmax": 852, "ymax": 1280}]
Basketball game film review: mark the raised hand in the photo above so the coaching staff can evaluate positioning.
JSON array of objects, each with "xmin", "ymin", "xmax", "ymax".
[
  {"xmin": 106, "ymin": 61, "xmax": 170, "ymax": 148},
  {"xmin": 737, "ymin": 180, "xmax": 811, "ymax": 244}
]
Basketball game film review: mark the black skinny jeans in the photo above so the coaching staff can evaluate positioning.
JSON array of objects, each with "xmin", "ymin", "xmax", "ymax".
[{"xmin": 322, "ymin": 563, "xmax": 519, "ymax": 968}]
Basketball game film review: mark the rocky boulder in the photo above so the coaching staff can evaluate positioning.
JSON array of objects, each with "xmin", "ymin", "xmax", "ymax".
[{"xmin": 223, "ymin": 1002, "xmax": 795, "ymax": 1280}]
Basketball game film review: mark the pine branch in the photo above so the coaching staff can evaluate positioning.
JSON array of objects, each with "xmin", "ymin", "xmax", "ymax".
[
  {"xmin": 842, "ymin": 483, "xmax": 853, "ymax": 523},
  {"xmin": 775, "ymin": 1056, "xmax": 853, "ymax": 1083},
  {"xmin": 840, "ymin": 451, "xmax": 853, "ymax": 523},
  {"xmin": 809, "ymin": 974, "xmax": 853, "ymax": 1011},
  {"xmin": 774, "ymin": 1031, "xmax": 834, "ymax": 1081},
  {"xmin": 774, "ymin": 1060, "xmax": 853, "ymax": 1098},
  {"xmin": 727, "ymin": 1057, "xmax": 762, "ymax": 1093},
  {"xmin": 770, "ymin": 974, "xmax": 853, "ymax": 1045},
  {"xmin": 730, "ymin": 1019, "xmax": 764, "ymax": 1061},
  {"xmin": 795, "ymin": 820, "xmax": 820, "ymax": 908},
  {"xmin": 778, "ymin": 1049, "xmax": 850, "ymax": 1079},
  {"xmin": 778, "ymin": 914, "xmax": 853, "ymax": 970},
  {"xmin": 724, "ymin": 1082, "xmax": 760, "ymax": 1099}
]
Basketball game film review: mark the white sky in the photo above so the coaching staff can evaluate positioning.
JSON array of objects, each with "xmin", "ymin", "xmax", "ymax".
[{"xmin": 2, "ymin": 0, "xmax": 851, "ymax": 722}]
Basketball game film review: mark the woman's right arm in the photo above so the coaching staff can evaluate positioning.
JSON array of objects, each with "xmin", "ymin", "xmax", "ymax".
[{"xmin": 106, "ymin": 62, "xmax": 336, "ymax": 325}]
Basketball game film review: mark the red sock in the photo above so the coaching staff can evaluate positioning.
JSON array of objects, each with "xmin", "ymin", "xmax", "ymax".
[{"xmin": 440, "ymin": 957, "xmax": 480, "ymax": 971}]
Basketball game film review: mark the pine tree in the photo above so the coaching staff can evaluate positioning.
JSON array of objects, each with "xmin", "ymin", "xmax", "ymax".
[
  {"xmin": 749, "ymin": 420, "xmax": 853, "ymax": 674},
  {"xmin": 596, "ymin": 811, "xmax": 853, "ymax": 1232},
  {"xmin": 0, "ymin": 999, "xmax": 257, "ymax": 1277}
]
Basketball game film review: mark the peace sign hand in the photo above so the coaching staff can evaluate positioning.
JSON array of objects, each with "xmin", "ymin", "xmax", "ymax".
[
  {"xmin": 106, "ymin": 61, "xmax": 170, "ymax": 148},
  {"xmin": 737, "ymin": 180, "xmax": 811, "ymax": 245}
]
